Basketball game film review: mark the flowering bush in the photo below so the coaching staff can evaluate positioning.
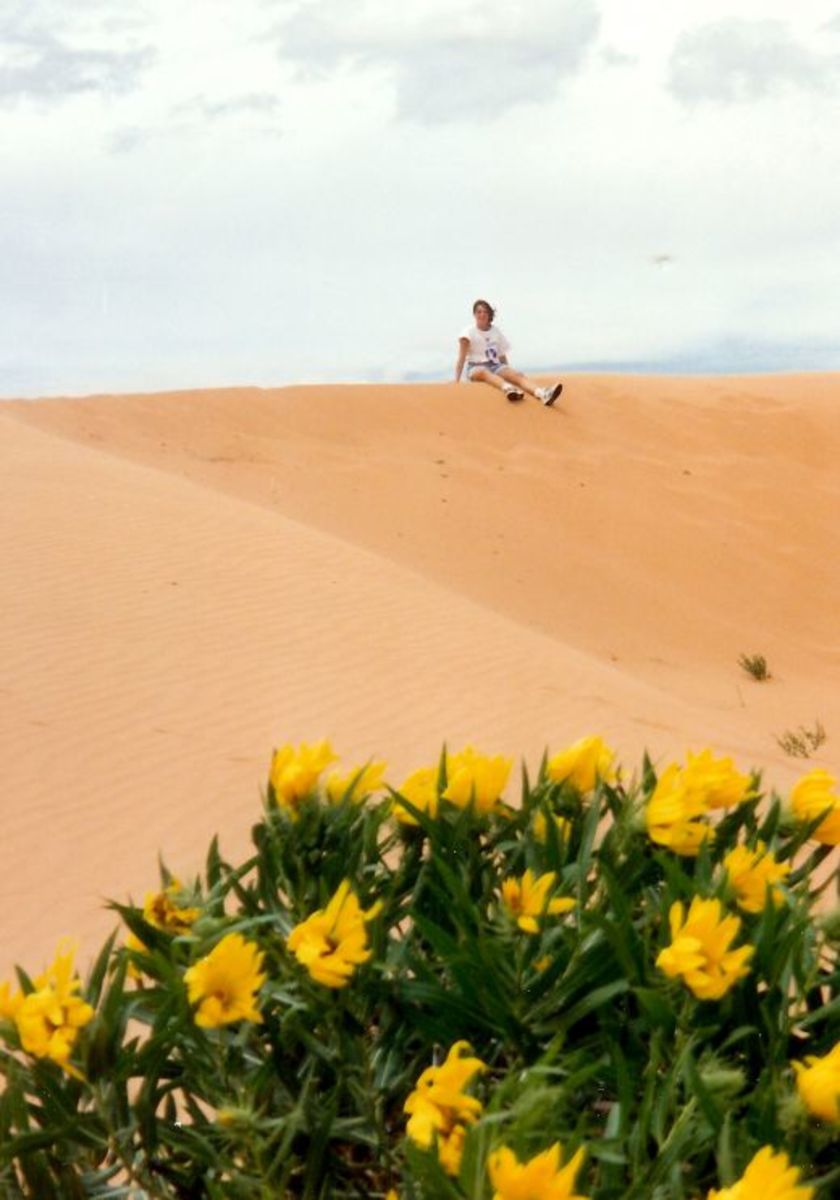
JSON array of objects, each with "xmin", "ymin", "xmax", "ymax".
[{"xmin": 0, "ymin": 739, "xmax": 838, "ymax": 1198}]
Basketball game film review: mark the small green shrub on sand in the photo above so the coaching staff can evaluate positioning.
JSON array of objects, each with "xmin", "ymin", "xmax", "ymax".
[
  {"xmin": 1, "ymin": 739, "xmax": 839, "ymax": 1198},
  {"xmin": 776, "ymin": 722, "xmax": 827, "ymax": 759},
  {"xmin": 738, "ymin": 654, "xmax": 771, "ymax": 682}
]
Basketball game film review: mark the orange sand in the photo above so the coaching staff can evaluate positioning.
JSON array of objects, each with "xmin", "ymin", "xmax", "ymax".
[{"xmin": 1, "ymin": 374, "xmax": 838, "ymax": 975}]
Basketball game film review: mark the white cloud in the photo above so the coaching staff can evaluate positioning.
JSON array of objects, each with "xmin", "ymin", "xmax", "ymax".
[
  {"xmin": 0, "ymin": 1, "xmax": 155, "ymax": 105},
  {"xmin": 0, "ymin": 36, "xmax": 154, "ymax": 104},
  {"xmin": 172, "ymin": 93, "xmax": 282, "ymax": 121},
  {"xmin": 668, "ymin": 18, "xmax": 840, "ymax": 104},
  {"xmin": 271, "ymin": 0, "xmax": 600, "ymax": 122},
  {"xmin": 106, "ymin": 92, "xmax": 284, "ymax": 155}
]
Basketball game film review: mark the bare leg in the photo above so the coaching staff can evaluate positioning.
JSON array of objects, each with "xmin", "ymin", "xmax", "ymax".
[
  {"xmin": 468, "ymin": 367, "xmax": 522, "ymax": 398},
  {"xmin": 497, "ymin": 366, "xmax": 562, "ymax": 402}
]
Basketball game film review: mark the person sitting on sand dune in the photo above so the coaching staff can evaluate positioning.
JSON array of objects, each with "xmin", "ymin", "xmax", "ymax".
[{"xmin": 454, "ymin": 299, "xmax": 563, "ymax": 406}]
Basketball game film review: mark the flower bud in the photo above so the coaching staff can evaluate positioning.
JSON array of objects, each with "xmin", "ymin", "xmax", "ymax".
[
  {"xmin": 817, "ymin": 907, "xmax": 840, "ymax": 943},
  {"xmin": 699, "ymin": 1064, "xmax": 746, "ymax": 1099},
  {"xmin": 216, "ymin": 1105, "xmax": 257, "ymax": 1130}
]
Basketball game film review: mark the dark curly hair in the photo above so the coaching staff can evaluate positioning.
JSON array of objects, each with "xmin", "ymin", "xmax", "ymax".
[{"xmin": 472, "ymin": 298, "xmax": 496, "ymax": 323}]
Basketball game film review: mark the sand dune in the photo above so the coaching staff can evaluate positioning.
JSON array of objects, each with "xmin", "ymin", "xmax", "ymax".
[{"xmin": 2, "ymin": 374, "xmax": 839, "ymax": 975}]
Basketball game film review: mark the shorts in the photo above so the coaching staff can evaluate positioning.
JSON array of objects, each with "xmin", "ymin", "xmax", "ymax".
[{"xmin": 467, "ymin": 361, "xmax": 505, "ymax": 380}]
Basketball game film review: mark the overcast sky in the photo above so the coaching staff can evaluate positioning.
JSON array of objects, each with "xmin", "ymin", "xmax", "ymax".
[{"xmin": 2, "ymin": 0, "xmax": 839, "ymax": 397}]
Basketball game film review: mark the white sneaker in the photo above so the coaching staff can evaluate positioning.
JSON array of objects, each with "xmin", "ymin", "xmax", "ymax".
[
  {"xmin": 503, "ymin": 384, "xmax": 524, "ymax": 402},
  {"xmin": 539, "ymin": 382, "xmax": 563, "ymax": 407}
]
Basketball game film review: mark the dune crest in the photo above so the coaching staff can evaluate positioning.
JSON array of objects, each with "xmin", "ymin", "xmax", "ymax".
[{"xmin": 2, "ymin": 374, "xmax": 838, "ymax": 973}]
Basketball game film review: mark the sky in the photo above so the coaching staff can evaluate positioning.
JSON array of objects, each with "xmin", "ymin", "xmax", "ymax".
[{"xmin": 2, "ymin": 0, "xmax": 840, "ymax": 397}]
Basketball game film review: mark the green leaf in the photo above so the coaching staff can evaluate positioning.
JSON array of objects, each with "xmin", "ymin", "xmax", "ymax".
[
  {"xmin": 635, "ymin": 987, "xmax": 677, "ymax": 1036},
  {"xmin": 553, "ymin": 979, "xmax": 631, "ymax": 1037}
]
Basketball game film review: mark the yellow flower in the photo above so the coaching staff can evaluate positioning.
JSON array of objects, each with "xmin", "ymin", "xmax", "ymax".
[
  {"xmin": 723, "ymin": 842, "xmax": 789, "ymax": 914},
  {"xmin": 646, "ymin": 763, "xmax": 714, "ymax": 856},
  {"xmin": 683, "ymin": 749, "xmax": 753, "ymax": 810},
  {"xmin": 404, "ymin": 1041, "xmax": 485, "ymax": 1176},
  {"xmin": 392, "ymin": 766, "xmax": 439, "ymax": 825},
  {"xmin": 325, "ymin": 761, "xmax": 387, "ymax": 804},
  {"xmin": 546, "ymin": 735, "xmax": 615, "ymax": 793},
  {"xmin": 790, "ymin": 769, "xmax": 840, "ymax": 845},
  {"xmin": 707, "ymin": 1145, "xmax": 814, "ymax": 1200},
  {"xmin": 143, "ymin": 879, "xmax": 201, "ymax": 933},
  {"xmin": 437, "ymin": 1122, "xmax": 468, "ymax": 1176},
  {"xmin": 0, "ymin": 980, "xmax": 23, "ymax": 1021},
  {"xmin": 793, "ymin": 1041, "xmax": 840, "ymax": 1123},
  {"xmin": 443, "ymin": 746, "xmax": 513, "ymax": 815},
  {"xmin": 184, "ymin": 932, "xmax": 266, "ymax": 1028},
  {"xmin": 287, "ymin": 880, "xmax": 381, "ymax": 988},
  {"xmin": 488, "ymin": 1142, "xmax": 588, "ymax": 1200},
  {"xmin": 501, "ymin": 870, "xmax": 576, "ymax": 934},
  {"xmin": 656, "ymin": 897, "xmax": 753, "ymax": 1000},
  {"xmin": 13, "ymin": 942, "xmax": 94, "ymax": 1076},
  {"xmin": 646, "ymin": 752, "xmax": 752, "ymax": 855},
  {"xmin": 533, "ymin": 811, "xmax": 572, "ymax": 844},
  {"xmin": 124, "ymin": 879, "xmax": 202, "ymax": 979},
  {"xmin": 269, "ymin": 739, "xmax": 337, "ymax": 816},
  {"xmin": 123, "ymin": 930, "xmax": 150, "ymax": 981}
]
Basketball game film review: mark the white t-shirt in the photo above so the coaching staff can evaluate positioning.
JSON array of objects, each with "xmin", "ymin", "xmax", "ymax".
[{"xmin": 459, "ymin": 324, "xmax": 510, "ymax": 366}]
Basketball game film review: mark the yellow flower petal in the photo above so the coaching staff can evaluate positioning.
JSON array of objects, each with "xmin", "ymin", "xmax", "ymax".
[
  {"xmin": 790, "ymin": 769, "xmax": 840, "ymax": 845},
  {"xmin": 404, "ymin": 1042, "xmax": 486, "ymax": 1175},
  {"xmin": 184, "ymin": 933, "xmax": 266, "ymax": 1027},
  {"xmin": 488, "ymin": 1141, "xmax": 588, "ymax": 1200},
  {"xmin": 12, "ymin": 941, "xmax": 94, "ymax": 1075},
  {"xmin": 723, "ymin": 842, "xmax": 789, "ymax": 914},
  {"xmin": 707, "ymin": 1145, "xmax": 814, "ymax": 1200},
  {"xmin": 443, "ymin": 746, "xmax": 513, "ymax": 814},
  {"xmin": 325, "ymin": 761, "xmax": 387, "ymax": 804},
  {"xmin": 287, "ymin": 880, "xmax": 380, "ymax": 988},
  {"xmin": 501, "ymin": 870, "xmax": 575, "ymax": 934},
  {"xmin": 683, "ymin": 750, "xmax": 752, "ymax": 810},
  {"xmin": 269, "ymin": 739, "xmax": 337, "ymax": 817},
  {"xmin": 646, "ymin": 763, "xmax": 713, "ymax": 857},
  {"xmin": 793, "ymin": 1041, "xmax": 840, "ymax": 1124},
  {"xmin": 533, "ymin": 811, "xmax": 572, "ymax": 844},
  {"xmin": 392, "ymin": 766, "xmax": 439, "ymax": 825},
  {"xmin": 547, "ymin": 735, "xmax": 615, "ymax": 793},
  {"xmin": 657, "ymin": 897, "xmax": 753, "ymax": 1000}
]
